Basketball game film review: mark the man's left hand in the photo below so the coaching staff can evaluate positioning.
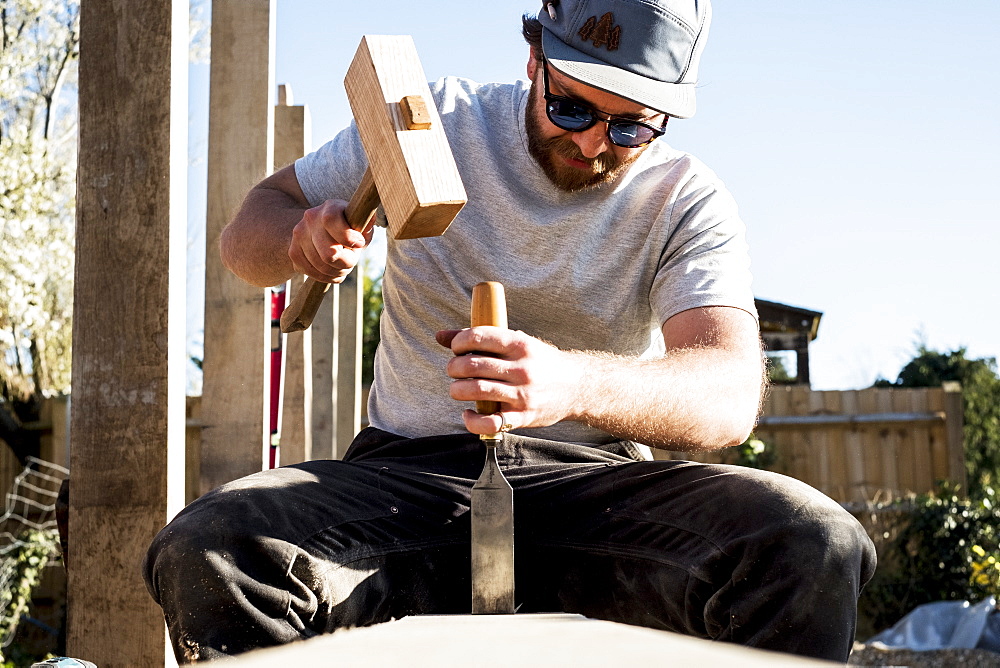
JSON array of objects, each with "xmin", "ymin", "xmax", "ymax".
[{"xmin": 435, "ymin": 327, "xmax": 582, "ymax": 435}]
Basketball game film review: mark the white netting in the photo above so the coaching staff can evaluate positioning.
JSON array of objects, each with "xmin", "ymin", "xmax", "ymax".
[
  {"xmin": 0, "ymin": 457, "xmax": 67, "ymax": 648},
  {"xmin": 0, "ymin": 457, "xmax": 67, "ymax": 556}
]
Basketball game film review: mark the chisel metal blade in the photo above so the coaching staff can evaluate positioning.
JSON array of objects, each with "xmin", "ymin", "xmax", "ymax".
[{"xmin": 471, "ymin": 437, "xmax": 515, "ymax": 614}]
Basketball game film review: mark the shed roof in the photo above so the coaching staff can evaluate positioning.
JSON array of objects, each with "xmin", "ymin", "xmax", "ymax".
[{"xmin": 755, "ymin": 298, "xmax": 823, "ymax": 341}]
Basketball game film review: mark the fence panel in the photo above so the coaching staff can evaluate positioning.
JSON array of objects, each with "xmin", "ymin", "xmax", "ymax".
[{"xmin": 656, "ymin": 385, "xmax": 965, "ymax": 504}]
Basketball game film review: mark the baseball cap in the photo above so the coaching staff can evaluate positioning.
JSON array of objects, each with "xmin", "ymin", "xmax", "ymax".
[{"xmin": 537, "ymin": 0, "xmax": 711, "ymax": 118}]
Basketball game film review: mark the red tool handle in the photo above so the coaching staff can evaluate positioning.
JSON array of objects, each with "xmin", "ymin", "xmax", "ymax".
[
  {"xmin": 279, "ymin": 168, "xmax": 379, "ymax": 333},
  {"xmin": 471, "ymin": 282, "xmax": 508, "ymax": 416}
]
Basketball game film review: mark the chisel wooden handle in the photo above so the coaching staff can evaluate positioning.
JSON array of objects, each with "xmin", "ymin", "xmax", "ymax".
[
  {"xmin": 279, "ymin": 168, "xmax": 379, "ymax": 333},
  {"xmin": 471, "ymin": 281, "xmax": 508, "ymax": 415}
]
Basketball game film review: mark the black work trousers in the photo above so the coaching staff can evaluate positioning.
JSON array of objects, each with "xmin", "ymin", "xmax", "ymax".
[{"xmin": 143, "ymin": 428, "xmax": 876, "ymax": 664}]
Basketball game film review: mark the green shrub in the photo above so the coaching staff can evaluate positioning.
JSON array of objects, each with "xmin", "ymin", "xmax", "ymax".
[
  {"xmin": 857, "ymin": 483, "xmax": 1000, "ymax": 638},
  {"xmin": 734, "ymin": 435, "xmax": 775, "ymax": 469},
  {"xmin": 0, "ymin": 529, "xmax": 60, "ymax": 660}
]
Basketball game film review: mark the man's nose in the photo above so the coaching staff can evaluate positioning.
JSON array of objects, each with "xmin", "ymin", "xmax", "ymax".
[{"xmin": 572, "ymin": 123, "xmax": 610, "ymax": 159}]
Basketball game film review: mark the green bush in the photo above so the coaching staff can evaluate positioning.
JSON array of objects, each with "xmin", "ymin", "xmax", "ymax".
[{"xmin": 857, "ymin": 483, "xmax": 1000, "ymax": 638}]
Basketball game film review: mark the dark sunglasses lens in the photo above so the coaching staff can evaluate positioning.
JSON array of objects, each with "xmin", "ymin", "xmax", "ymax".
[
  {"xmin": 546, "ymin": 99, "xmax": 594, "ymax": 130},
  {"xmin": 608, "ymin": 122, "xmax": 655, "ymax": 148}
]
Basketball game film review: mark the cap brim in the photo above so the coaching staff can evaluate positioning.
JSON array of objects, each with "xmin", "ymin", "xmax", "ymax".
[{"xmin": 541, "ymin": 28, "xmax": 696, "ymax": 119}]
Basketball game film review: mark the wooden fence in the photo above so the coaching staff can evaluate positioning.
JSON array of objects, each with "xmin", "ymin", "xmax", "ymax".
[{"xmin": 656, "ymin": 384, "xmax": 966, "ymax": 504}]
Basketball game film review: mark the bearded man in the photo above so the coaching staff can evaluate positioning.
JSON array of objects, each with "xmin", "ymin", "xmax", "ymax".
[{"xmin": 144, "ymin": 1, "xmax": 876, "ymax": 663}]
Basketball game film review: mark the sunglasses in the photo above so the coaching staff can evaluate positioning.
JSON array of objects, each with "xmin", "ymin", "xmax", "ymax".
[{"xmin": 542, "ymin": 63, "xmax": 668, "ymax": 148}]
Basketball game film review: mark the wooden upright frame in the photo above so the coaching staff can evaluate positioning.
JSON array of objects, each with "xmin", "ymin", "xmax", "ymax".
[
  {"xmin": 200, "ymin": 0, "xmax": 276, "ymax": 494},
  {"xmin": 69, "ymin": 0, "xmax": 188, "ymax": 664}
]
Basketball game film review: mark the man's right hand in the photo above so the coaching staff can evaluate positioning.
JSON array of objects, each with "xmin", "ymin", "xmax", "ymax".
[
  {"xmin": 223, "ymin": 164, "xmax": 372, "ymax": 288},
  {"xmin": 288, "ymin": 198, "xmax": 373, "ymax": 284}
]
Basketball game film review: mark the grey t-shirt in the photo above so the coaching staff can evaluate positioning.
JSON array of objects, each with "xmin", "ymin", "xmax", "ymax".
[{"xmin": 295, "ymin": 76, "xmax": 755, "ymax": 446}]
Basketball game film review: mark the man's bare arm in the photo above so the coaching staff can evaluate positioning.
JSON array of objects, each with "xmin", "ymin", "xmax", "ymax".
[
  {"xmin": 439, "ymin": 305, "xmax": 765, "ymax": 451},
  {"xmin": 220, "ymin": 164, "xmax": 370, "ymax": 288}
]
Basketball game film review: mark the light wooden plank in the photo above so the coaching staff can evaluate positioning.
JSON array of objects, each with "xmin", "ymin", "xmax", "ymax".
[
  {"xmin": 926, "ymin": 387, "xmax": 950, "ymax": 484},
  {"xmin": 200, "ymin": 0, "xmax": 276, "ymax": 494},
  {"xmin": 820, "ymin": 390, "xmax": 848, "ymax": 500},
  {"xmin": 68, "ymin": 0, "xmax": 188, "ymax": 663},
  {"xmin": 766, "ymin": 387, "xmax": 792, "ymax": 477},
  {"xmin": 840, "ymin": 390, "xmax": 868, "ymax": 503},
  {"xmin": 942, "ymin": 382, "xmax": 967, "ymax": 490},
  {"xmin": 274, "ymin": 85, "xmax": 311, "ymax": 171},
  {"xmin": 311, "ymin": 287, "xmax": 339, "ymax": 459},
  {"xmin": 788, "ymin": 387, "xmax": 810, "ymax": 483},
  {"xmin": 336, "ymin": 269, "xmax": 363, "ymax": 458},
  {"xmin": 279, "ymin": 279, "xmax": 308, "ymax": 464},
  {"xmin": 274, "ymin": 95, "xmax": 312, "ymax": 464},
  {"xmin": 875, "ymin": 389, "xmax": 899, "ymax": 497},
  {"xmin": 901, "ymin": 389, "xmax": 933, "ymax": 494},
  {"xmin": 216, "ymin": 614, "xmax": 832, "ymax": 668},
  {"xmin": 807, "ymin": 390, "xmax": 831, "ymax": 497}
]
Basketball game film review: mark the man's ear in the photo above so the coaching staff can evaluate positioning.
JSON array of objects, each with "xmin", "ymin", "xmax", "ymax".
[{"xmin": 526, "ymin": 48, "xmax": 540, "ymax": 81}]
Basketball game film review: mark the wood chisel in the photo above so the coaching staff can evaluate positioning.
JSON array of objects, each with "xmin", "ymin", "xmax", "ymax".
[{"xmin": 470, "ymin": 281, "xmax": 515, "ymax": 614}]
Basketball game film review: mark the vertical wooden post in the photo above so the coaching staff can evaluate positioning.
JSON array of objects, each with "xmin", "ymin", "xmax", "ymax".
[
  {"xmin": 200, "ymin": 0, "xmax": 276, "ymax": 493},
  {"xmin": 69, "ymin": 0, "xmax": 187, "ymax": 664},
  {"xmin": 336, "ymin": 270, "xmax": 363, "ymax": 457},
  {"xmin": 311, "ymin": 288, "xmax": 339, "ymax": 459},
  {"xmin": 942, "ymin": 381, "xmax": 967, "ymax": 490},
  {"xmin": 275, "ymin": 85, "xmax": 312, "ymax": 464},
  {"xmin": 279, "ymin": 278, "xmax": 309, "ymax": 463}
]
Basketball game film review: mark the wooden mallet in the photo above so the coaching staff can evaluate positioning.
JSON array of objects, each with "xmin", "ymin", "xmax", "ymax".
[{"xmin": 280, "ymin": 35, "xmax": 467, "ymax": 333}]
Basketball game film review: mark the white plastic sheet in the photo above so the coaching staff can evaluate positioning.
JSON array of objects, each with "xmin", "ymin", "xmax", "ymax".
[{"xmin": 868, "ymin": 596, "xmax": 1000, "ymax": 652}]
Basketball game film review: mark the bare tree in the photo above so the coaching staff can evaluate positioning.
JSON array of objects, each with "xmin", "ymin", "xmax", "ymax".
[{"xmin": 0, "ymin": 0, "xmax": 79, "ymax": 462}]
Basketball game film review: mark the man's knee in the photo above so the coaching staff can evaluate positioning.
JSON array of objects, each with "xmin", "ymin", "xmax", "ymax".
[
  {"xmin": 767, "ymin": 486, "xmax": 877, "ymax": 593},
  {"xmin": 143, "ymin": 495, "xmax": 232, "ymax": 605},
  {"xmin": 143, "ymin": 482, "xmax": 282, "ymax": 601}
]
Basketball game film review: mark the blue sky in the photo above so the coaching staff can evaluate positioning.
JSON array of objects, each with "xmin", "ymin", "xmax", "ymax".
[{"xmin": 188, "ymin": 0, "xmax": 999, "ymax": 390}]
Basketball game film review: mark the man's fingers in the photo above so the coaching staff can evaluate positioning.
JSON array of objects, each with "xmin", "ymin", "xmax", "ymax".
[
  {"xmin": 289, "ymin": 198, "xmax": 370, "ymax": 282},
  {"xmin": 436, "ymin": 329, "xmax": 461, "ymax": 348},
  {"xmin": 446, "ymin": 353, "xmax": 510, "ymax": 382},
  {"xmin": 462, "ymin": 409, "xmax": 515, "ymax": 435},
  {"xmin": 448, "ymin": 326, "xmax": 514, "ymax": 357},
  {"xmin": 449, "ymin": 377, "xmax": 518, "ymax": 407}
]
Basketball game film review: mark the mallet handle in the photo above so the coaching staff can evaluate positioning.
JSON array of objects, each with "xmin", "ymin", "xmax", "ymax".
[
  {"xmin": 280, "ymin": 168, "xmax": 379, "ymax": 333},
  {"xmin": 471, "ymin": 282, "xmax": 508, "ymax": 416}
]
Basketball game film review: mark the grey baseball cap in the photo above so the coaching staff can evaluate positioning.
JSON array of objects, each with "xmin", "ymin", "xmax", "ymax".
[{"xmin": 537, "ymin": 0, "xmax": 711, "ymax": 118}]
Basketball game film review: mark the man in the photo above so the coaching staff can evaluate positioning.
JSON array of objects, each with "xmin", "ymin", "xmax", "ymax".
[{"xmin": 145, "ymin": 0, "xmax": 876, "ymax": 663}]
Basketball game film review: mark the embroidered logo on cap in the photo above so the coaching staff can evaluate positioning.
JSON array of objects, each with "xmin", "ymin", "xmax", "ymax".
[{"xmin": 578, "ymin": 12, "xmax": 621, "ymax": 51}]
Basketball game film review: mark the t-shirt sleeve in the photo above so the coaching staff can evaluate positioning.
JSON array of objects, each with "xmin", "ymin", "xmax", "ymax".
[
  {"xmin": 649, "ymin": 168, "xmax": 757, "ymax": 326},
  {"xmin": 293, "ymin": 122, "xmax": 369, "ymax": 207}
]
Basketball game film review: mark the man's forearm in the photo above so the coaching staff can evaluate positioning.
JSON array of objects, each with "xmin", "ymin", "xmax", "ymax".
[
  {"xmin": 220, "ymin": 183, "xmax": 305, "ymax": 288},
  {"xmin": 567, "ymin": 344, "xmax": 765, "ymax": 451},
  {"xmin": 444, "ymin": 306, "xmax": 766, "ymax": 449}
]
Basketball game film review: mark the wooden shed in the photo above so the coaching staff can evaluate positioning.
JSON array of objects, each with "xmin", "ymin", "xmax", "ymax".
[{"xmin": 755, "ymin": 298, "xmax": 823, "ymax": 387}]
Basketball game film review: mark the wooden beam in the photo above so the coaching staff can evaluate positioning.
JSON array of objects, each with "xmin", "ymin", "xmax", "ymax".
[
  {"xmin": 68, "ymin": 0, "xmax": 188, "ymax": 664},
  {"xmin": 274, "ymin": 84, "xmax": 311, "ymax": 170},
  {"xmin": 222, "ymin": 614, "xmax": 831, "ymax": 668},
  {"xmin": 275, "ymin": 88, "xmax": 312, "ymax": 464},
  {"xmin": 336, "ymin": 270, "xmax": 363, "ymax": 458},
  {"xmin": 942, "ymin": 381, "xmax": 967, "ymax": 490},
  {"xmin": 311, "ymin": 287, "xmax": 339, "ymax": 460},
  {"xmin": 279, "ymin": 279, "xmax": 308, "ymax": 464},
  {"xmin": 200, "ymin": 0, "xmax": 276, "ymax": 493}
]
